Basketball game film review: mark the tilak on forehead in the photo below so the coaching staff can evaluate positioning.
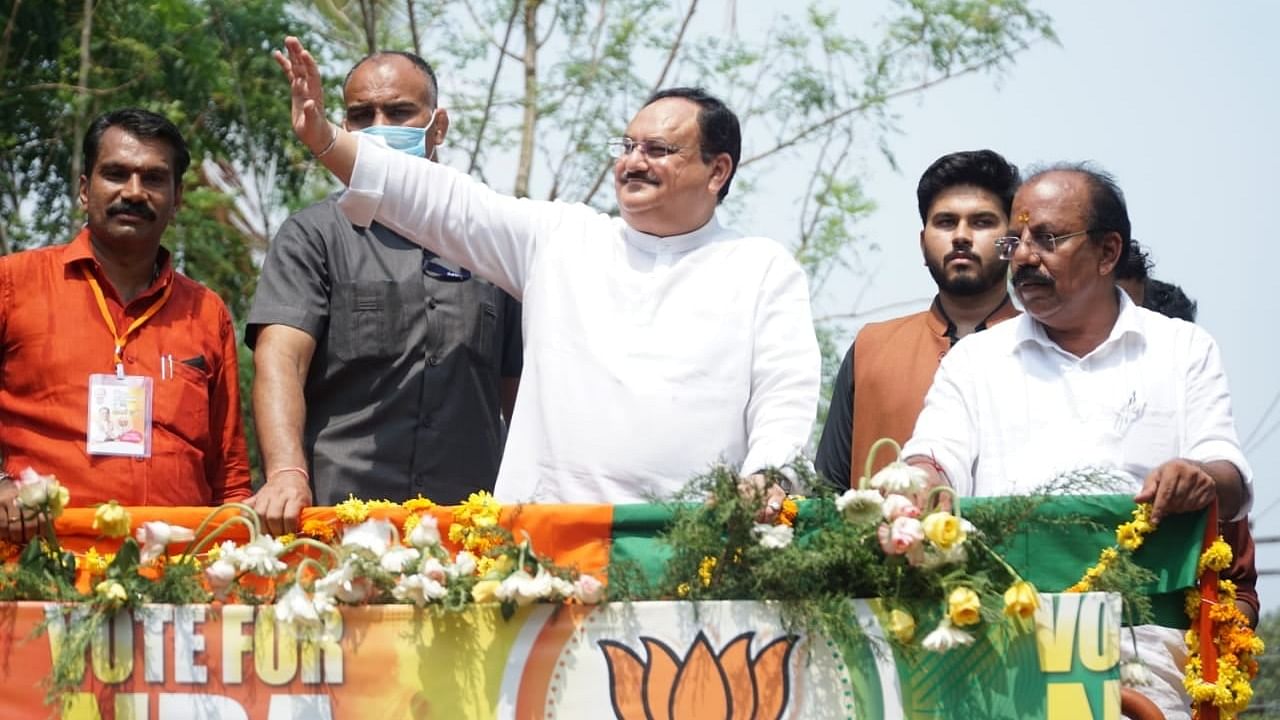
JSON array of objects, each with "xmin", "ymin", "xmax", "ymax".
[{"xmin": 1016, "ymin": 210, "xmax": 1030, "ymax": 224}]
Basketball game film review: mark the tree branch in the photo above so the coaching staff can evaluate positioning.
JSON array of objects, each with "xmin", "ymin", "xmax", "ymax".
[
  {"xmin": 466, "ymin": 0, "xmax": 521, "ymax": 176},
  {"xmin": 461, "ymin": 0, "xmax": 523, "ymax": 61},
  {"xmin": 0, "ymin": 0, "xmax": 24, "ymax": 86},
  {"xmin": 740, "ymin": 47, "xmax": 1027, "ymax": 169},
  {"xmin": 582, "ymin": 0, "xmax": 700, "ymax": 204}
]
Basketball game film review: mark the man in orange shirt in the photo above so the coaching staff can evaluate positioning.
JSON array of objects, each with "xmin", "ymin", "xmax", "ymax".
[
  {"xmin": 0, "ymin": 108, "xmax": 251, "ymax": 538},
  {"xmin": 815, "ymin": 150, "xmax": 1020, "ymax": 488}
]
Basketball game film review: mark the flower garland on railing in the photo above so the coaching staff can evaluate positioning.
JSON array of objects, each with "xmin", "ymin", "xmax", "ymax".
[
  {"xmin": 0, "ymin": 467, "xmax": 605, "ymax": 705},
  {"xmin": 631, "ymin": 439, "xmax": 1045, "ymax": 656},
  {"xmin": 1066, "ymin": 502, "xmax": 1156, "ymax": 594},
  {"xmin": 1183, "ymin": 537, "xmax": 1264, "ymax": 720}
]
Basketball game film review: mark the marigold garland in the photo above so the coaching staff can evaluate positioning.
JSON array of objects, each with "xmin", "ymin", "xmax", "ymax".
[
  {"xmin": 1183, "ymin": 542, "xmax": 1264, "ymax": 720},
  {"xmin": 333, "ymin": 495, "xmax": 370, "ymax": 524},
  {"xmin": 1066, "ymin": 504, "xmax": 1154, "ymax": 593}
]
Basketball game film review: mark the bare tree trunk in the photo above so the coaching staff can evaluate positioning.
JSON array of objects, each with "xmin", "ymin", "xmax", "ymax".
[
  {"xmin": 68, "ymin": 0, "xmax": 94, "ymax": 217},
  {"xmin": 359, "ymin": 0, "xmax": 378, "ymax": 54},
  {"xmin": 513, "ymin": 0, "xmax": 538, "ymax": 198},
  {"xmin": 406, "ymin": 0, "xmax": 421, "ymax": 56},
  {"xmin": 466, "ymin": 0, "xmax": 521, "ymax": 176},
  {"xmin": 0, "ymin": 0, "xmax": 25, "ymax": 85}
]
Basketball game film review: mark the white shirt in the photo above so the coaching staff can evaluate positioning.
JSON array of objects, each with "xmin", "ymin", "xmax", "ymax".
[
  {"xmin": 338, "ymin": 136, "xmax": 821, "ymax": 504},
  {"xmin": 903, "ymin": 291, "xmax": 1252, "ymax": 519}
]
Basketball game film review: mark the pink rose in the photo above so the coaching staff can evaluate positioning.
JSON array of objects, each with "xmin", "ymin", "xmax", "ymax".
[{"xmin": 877, "ymin": 516, "xmax": 925, "ymax": 556}]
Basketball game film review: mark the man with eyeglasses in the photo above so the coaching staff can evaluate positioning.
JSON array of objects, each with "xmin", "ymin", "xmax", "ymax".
[
  {"xmin": 902, "ymin": 164, "xmax": 1252, "ymax": 720},
  {"xmin": 814, "ymin": 150, "xmax": 1020, "ymax": 489},
  {"xmin": 246, "ymin": 51, "xmax": 522, "ymax": 533},
  {"xmin": 273, "ymin": 37, "xmax": 819, "ymax": 508}
]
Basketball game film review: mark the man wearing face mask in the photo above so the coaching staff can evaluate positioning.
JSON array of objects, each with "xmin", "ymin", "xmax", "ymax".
[{"xmin": 246, "ymin": 51, "xmax": 522, "ymax": 533}]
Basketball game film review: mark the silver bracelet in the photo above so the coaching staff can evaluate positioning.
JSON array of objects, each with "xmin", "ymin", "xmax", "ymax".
[{"xmin": 314, "ymin": 125, "xmax": 339, "ymax": 158}]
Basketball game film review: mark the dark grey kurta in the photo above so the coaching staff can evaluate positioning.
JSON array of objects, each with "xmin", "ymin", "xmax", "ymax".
[{"xmin": 247, "ymin": 196, "xmax": 521, "ymax": 504}]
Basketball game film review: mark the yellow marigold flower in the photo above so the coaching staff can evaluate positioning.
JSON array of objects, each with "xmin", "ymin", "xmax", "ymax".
[
  {"xmin": 777, "ymin": 498, "xmax": 799, "ymax": 527},
  {"xmin": 1218, "ymin": 578, "xmax": 1237, "ymax": 602},
  {"xmin": 365, "ymin": 499, "xmax": 398, "ymax": 511},
  {"xmin": 676, "ymin": 583, "xmax": 691, "ymax": 598},
  {"xmin": 276, "ymin": 533, "xmax": 297, "ymax": 547},
  {"xmin": 1003, "ymin": 580, "xmax": 1039, "ymax": 620},
  {"xmin": 92, "ymin": 500, "xmax": 132, "ymax": 538},
  {"xmin": 334, "ymin": 495, "xmax": 370, "ymax": 524},
  {"xmin": 947, "ymin": 586, "xmax": 982, "ymax": 627},
  {"xmin": 402, "ymin": 512, "xmax": 422, "ymax": 537},
  {"xmin": 1198, "ymin": 537, "xmax": 1232, "ymax": 574},
  {"xmin": 403, "ymin": 495, "xmax": 436, "ymax": 513},
  {"xmin": 1185, "ymin": 589, "xmax": 1202, "ymax": 619},
  {"xmin": 299, "ymin": 518, "xmax": 336, "ymax": 541},
  {"xmin": 1066, "ymin": 581, "xmax": 1089, "ymax": 593},
  {"xmin": 448, "ymin": 523, "xmax": 467, "ymax": 544},
  {"xmin": 1099, "ymin": 547, "xmax": 1118, "ymax": 562},
  {"xmin": 887, "ymin": 609, "xmax": 916, "ymax": 643},
  {"xmin": 95, "ymin": 580, "xmax": 128, "ymax": 605},
  {"xmin": 1115, "ymin": 522, "xmax": 1143, "ymax": 551},
  {"xmin": 697, "ymin": 556, "xmax": 717, "ymax": 587},
  {"xmin": 458, "ymin": 491, "xmax": 501, "ymax": 524},
  {"xmin": 921, "ymin": 511, "xmax": 965, "ymax": 550},
  {"xmin": 81, "ymin": 547, "xmax": 109, "ymax": 575},
  {"xmin": 476, "ymin": 554, "xmax": 514, "ymax": 578}
]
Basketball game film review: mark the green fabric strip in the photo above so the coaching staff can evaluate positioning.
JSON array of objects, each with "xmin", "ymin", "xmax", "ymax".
[{"xmin": 608, "ymin": 495, "xmax": 1205, "ymax": 628}]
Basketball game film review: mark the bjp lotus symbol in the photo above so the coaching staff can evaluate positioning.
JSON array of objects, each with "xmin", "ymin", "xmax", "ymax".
[{"xmin": 598, "ymin": 631, "xmax": 798, "ymax": 720}]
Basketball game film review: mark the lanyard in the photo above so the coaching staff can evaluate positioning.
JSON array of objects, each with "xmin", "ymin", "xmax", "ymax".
[{"xmin": 80, "ymin": 265, "xmax": 174, "ymax": 377}]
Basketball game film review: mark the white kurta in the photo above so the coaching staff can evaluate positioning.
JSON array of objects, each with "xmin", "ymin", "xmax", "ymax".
[
  {"xmin": 338, "ymin": 136, "xmax": 821, "ymax": 504},
  {"xmin": 903, "ymin": 291, "xmax": 1253, "ymax": 516}
]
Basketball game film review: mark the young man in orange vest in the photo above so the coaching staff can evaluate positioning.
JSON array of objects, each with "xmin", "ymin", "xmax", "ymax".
[{"xmin": 815, "ymin": 150, "xmax": 1020, "ymax": 488}]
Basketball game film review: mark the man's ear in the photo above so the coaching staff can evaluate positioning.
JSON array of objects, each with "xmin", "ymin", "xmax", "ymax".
[
  {"xmin": 172, "ymin": 186, "xmax": 184, "ymax": 216},
  {"xmin": 432, "ymin": 108, "xmax": 450, "ymax": 146},
  {"xmin": 78, "ymin": 175, "xmax": 89, "ymax": 212},
  {"xmin": 1098, "ymin": 231, "xmax": 1123, "ymax": 276},
  {"xmin": 706, "ymin": 152, "xmax": 732, "ymax": 196}
]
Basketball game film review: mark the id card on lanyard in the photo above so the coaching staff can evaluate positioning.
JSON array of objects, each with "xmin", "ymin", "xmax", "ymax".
[{"xmin": 80, "ymin": 265, "xmax": 171, "ymax": 458}]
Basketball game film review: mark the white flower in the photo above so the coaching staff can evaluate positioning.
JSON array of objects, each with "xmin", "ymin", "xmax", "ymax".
[
  {"xmin": 913, "ymin": 543, "xmax": 968, "ymax": 570},
  {"xmin": 237, "ymin": 535, "xmax": 287, "ymax": 576},
  {"xmin": 868, "ymin": 461, "xmax": 929, "ymax": 495},
  {"xmin": 1120, "ymin": 660, "xmax": 1152, "ymax": 687},
  {"xmin": 407, "ymin": 515, "xmax": 441, "ymax": 549},
  {"xmin": 448, "ymin": 551, "xmax": 477, "ymax": 579},
  {"xmin": 496, "ymin": 567, "xmax": 553, "ymax": 606},
  {"xmin": 135, "ymin": 521, "xmax": 196, "ymax": 563},
  {"xmin": 379, "ymin": 546, "xmax": 421, "ymax": 574},
  {"xmin": 881, "ymin": 494, "xmax": 921, "ymax": 521},
  {"xmin": 835, "ymin": 489, "xmax": 883, "ymax": 525},
  {"xmin": 392, "ymin": 572, "xmax": 447, "ymax": 606},
  {"xmin": 275, "ymin": 584, "xmax": 329, "ymax": 633},
  {"xmin": 548, "ymin": 575, "xmax": 577, "ymax": 600},
  {"xmin": 921, "ymin": 617, "xmax": 975, "ymax": 653},
  {"xmin": 204, "ymin": 558, "xmax": 238, "ymax": 599},
  {"xmin": 314, "ymin": 561, "xmax": 372, "ymax": 604},
  {"xmin": 751, "ymin": 523, "xmax": 794, "ymax": 549},
  {"xmin": 15, "ymin": 467, "xmax": 64, "ymax": 511},
  {"xmin": 574, "ymin": 574, "xmax": 605, "ymax": 604},
  {"xmin": 341, "ymin": 519, "xmax": 397, "ymax": 556},
  {"xmin": 420, "ymin": 557, "xmax": 448, "ymax": 585}
]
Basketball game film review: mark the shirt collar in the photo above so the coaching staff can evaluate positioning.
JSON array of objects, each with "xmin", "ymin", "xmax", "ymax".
[
  {"xmin": 1013, "ymin": 286, "xmax": 1145, "ymax": 355},
  {"xmin": 62, "ymin": 226, "xmax": 175, "ymax": 301},
  {"xmin": 622, "ymin": 215, "xmax": 724, "ymax": 255},
  {"xmin": 928, "ymin": 293, "xmax": 1017, "ymax": 346}
]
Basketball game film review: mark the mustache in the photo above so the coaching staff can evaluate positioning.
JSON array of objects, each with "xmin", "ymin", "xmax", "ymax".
[
  {"xmin": 945, "ymin": 249, "xmax": 979, "ymax": 264},
  {"xmin": 107, "ymin": 201, "xmax": 156, "ymax": 221},
  {"xmin": 621, "ymin": 171, "xmax": 658, "ymax": 184},
  {"xmin": 1012, "ymin": 265, "xmax": 1053, "ymax": 286}
]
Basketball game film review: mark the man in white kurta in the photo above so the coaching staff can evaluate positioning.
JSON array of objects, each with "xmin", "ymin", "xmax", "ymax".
[
  {"xmin": 276, "ymin": 39, "xmax": 820, "ymax": 505},
  {"xmin": 903, "ymin": 165, "xmax": 1251, "ymax": 720}
]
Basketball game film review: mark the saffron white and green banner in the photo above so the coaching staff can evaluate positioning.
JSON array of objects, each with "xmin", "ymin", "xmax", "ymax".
[{"xmin": 0, "ymin": 594, "xmax": 1121, "ymax": 719}]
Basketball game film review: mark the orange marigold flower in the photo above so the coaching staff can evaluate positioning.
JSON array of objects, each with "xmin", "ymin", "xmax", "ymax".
[
  {"xmin": 777, "ymin": 498, "xmax": 799, "ymax": 527},
  {"xmin": 299, "ymin": 518, "xmax": 336, "ymax": 542}
]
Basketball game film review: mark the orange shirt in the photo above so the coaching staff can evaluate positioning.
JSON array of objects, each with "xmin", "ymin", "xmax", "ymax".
[{"xmin": 0, "ymin": 228, "xmax": 251, "ymax": 506}]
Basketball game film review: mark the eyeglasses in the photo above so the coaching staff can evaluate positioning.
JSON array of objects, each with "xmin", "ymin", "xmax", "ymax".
[
  {"xmin": 995, "ymin": 228, "xmax": 1099, "ymax": 260},
  {"xmin": 606, "ymin": 137, "xmax": 686, "ymax": 159},
  {"xmin": 422, "ymin": 252, "xmax": 472, "ymax": 282}
]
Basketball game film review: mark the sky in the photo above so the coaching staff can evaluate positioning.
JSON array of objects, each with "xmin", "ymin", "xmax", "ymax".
[{"xmin": 780, "ymin": 1, "xmax": 1279, "ymax": 609}]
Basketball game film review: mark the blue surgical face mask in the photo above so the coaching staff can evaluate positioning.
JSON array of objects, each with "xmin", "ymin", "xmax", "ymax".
[{"xmin": 359, "ymin": 111, "xmax": 438, "ymax": 158}]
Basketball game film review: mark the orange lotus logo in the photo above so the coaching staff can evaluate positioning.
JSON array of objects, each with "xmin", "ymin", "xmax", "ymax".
[{"xmin": 598, "ymin": 631, "xmax": 798, "ymax": 720}]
